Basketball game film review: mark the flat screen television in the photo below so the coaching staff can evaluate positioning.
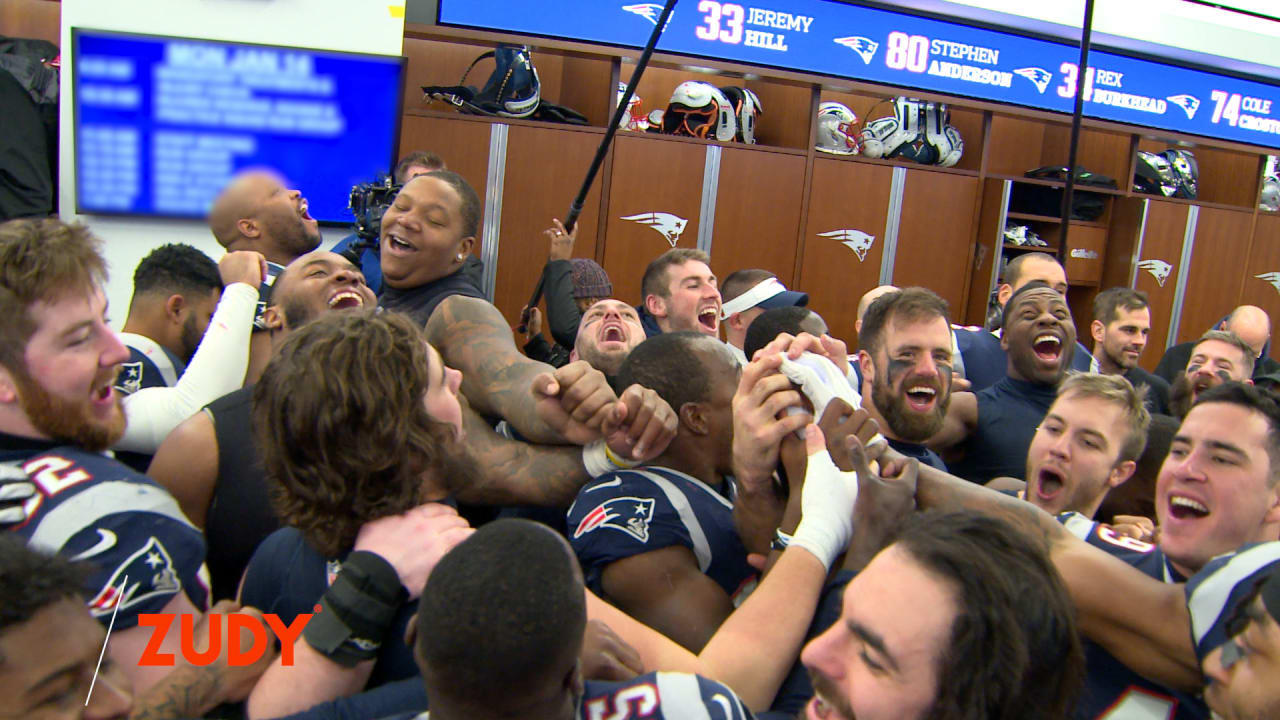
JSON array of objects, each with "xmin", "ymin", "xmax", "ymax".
[{"xmin": 72, "ymin": 29, "xmax": 405, "ymax": 224}]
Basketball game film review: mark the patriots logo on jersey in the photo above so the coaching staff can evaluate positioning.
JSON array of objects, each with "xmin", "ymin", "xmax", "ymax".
[
  {"xmin": 574, "ymin": 497, "xmax": 656, "ymax": 543},
  {"xmin": 621, "ymin": 212, "xmax": 688, "ymax": 248},
  {"xmin": 833, "ymin": 36, "xmax": 879, "ymax": 65},
  {"xmin": 86, "ymin": 536, "xmax": 182, "ymax": 617},
  {"xmin": 622, "ymin": 3, "xmax": 670, "ymax": 27},
  {"xmin": 1138, "ymin": 259, "xmax": 1173, "ymax": 287},
  {"xmin": 1257, "ymin": 272, "xmax": 1280, "ymax": 294},
  {"xmin": 1167, "ymin": 94, "xmax": 1201, "ymax": 120},
  {"xmin": 818, "ymin": 229, "xmax": 875, "ymax": 262},
  {"xmin": 1013, "ymin": 67, "xmax": 1052, "ymax": 94},
  {"xmin": 116, "ymin": 362, "xmax": 144, "ymax": 395}
]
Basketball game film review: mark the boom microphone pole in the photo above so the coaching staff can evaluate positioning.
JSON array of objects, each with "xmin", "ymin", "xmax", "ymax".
[{"xmin": 519, "ymin": 0, "xmax": 678, "ymax": 332}]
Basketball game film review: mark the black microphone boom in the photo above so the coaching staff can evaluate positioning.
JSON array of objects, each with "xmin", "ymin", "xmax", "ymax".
[{"xmin": 520, "ymin": 0, "xmax": 678, "ymax": 331}]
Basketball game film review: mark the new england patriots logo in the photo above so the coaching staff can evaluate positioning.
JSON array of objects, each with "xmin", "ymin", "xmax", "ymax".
[
  {"xmin": 1256, "ymin": 272, "xmax": 1280, "ymax": 295},
  {"xmin": 818, "ymin": 229, "xmax": 875, "ymax": 262},
  {"xmin": 1167, "ymin": 94, "xmax": 1201, "ymax": 120},
  {"xmin": 1013, "ymin": 67, "xmax": 1053, "ymax": 94},
  {"xmin": 574, "ymin": 496, "xmax": 656, "ymax": 543},
  {"xmin": 833, "ymin": 36, "xmax": 879, "ymax": 65},
  {"xmin": 622, "ymin": 3, "xmax": 671, "ymax": 27},
  {"xmin": 86, "ymin": 536, "xmax": 182, "ymax": 617},
  {"xmin": 621, "ymin": 212, "xmax": 688, "ymax": 247},
  {"xmin": 1138, "ymin": 259, "xmax": 1173, "ymax": 287},
  {"xmin": 117, "ymin": 362, "xmax": 143, "ymax": 395}
]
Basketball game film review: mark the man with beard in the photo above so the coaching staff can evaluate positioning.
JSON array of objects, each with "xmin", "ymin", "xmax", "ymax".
[
  {"xmin": 570, "ymin": 299, "xmax": 647, "ymax": 379},
  {"xmin": 931, "ymin": 281, "xmax": 1077, "ymax": 482},
  {"xmin": 799, "ymin": 511, "xmax": 1083, "ymax": 720},
  {"xmin": 1156, "ymin": 305, "xmax": 1280, "ymax": 384},
  {"xmin": 906, "ymin": 381, "xmax": 1280, "ymax": 720},
  {"xmin": 1168, "ymin": 330, "xmax": 1255, "ymax": 418},
  {"xmin": 1089, "ymin": 287, "xmax": 1170, "ymax": 415},
  {"xmin": 856, "ymin": 288, "xmax": 952, "ymax": 472},
  {"xmin": 636, "ymin": 249, "xmax": 722, "ymax": 338},
  {"xmin": 1017, "ymin": 372, "xmax": 1149, "ymax": 518},
  {"xmin": 0, "ymin": 218, "xmax": 270, "ymax": 716},
  {"xmin": 208, "ymin": 169, "xmax": 324, "ymax": 381},
  {"xmin": 110, "ymin": 244, "xmax": 264, "ymax": 470}
]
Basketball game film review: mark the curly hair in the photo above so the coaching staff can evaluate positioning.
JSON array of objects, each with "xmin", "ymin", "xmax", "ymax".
[
  {"xmin": 0, "ymin": 218, "xmax": 107, "ymax": 375},
  {"xmin": 253, "ymin": 310, "xmax": 458, "ymax": 557},
  {"xmin": 131, "ymin": 243, "xmax": 222, "ymax": 298},
  {"xmin": 898, "ymin": 511, "xmax": 1083, "ymax": 720},
  {"xmin": 0, "ymin": 535, "xmax": 88, "ymax": 665}
]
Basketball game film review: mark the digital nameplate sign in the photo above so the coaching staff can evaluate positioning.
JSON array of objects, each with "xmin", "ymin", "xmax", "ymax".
[
  {"xmin": 437, "ymin": 0, "xmax": 1280, "ymax": 149},
  {"xmin": 73, "ymin": 29, "xmax": 404, "ymax": 221}
]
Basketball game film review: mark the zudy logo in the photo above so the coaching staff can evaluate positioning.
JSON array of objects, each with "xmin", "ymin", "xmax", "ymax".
[{"xmin": 136, "ymin": 610, "xmax": 315, "ymax": 667}]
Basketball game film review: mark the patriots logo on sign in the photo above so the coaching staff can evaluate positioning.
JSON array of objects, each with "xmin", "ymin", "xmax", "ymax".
[
  {"xmin": 1013, "ymin": 67, "xmax": 1053, "ymax": 94},
  {"xmin": 1167, "ymin": 94, "xmax": 1201, "ymax": 120},
  {"xmin": 574, "ymin": 496, "xmax": 656, "ymax": 543},
  {"xmin": 818, "ymin": 229, "xmax": 875, "ymax": 262},
  {"xmin": 117, "ymin": 362, "xmax": 143, "ymax": 395},
  {"xmin": 622, "ymin": 3, "xmax": 671, "ymax": 27},
  {"xmin": 621, "ymin": 212, "xmax": 688, "ymax": 247},
  {"xmin": 833, "ymin": 36, "xmax": 879, "ymax": 65},
  {"xmin": 86, "ymin": 536, "xmax": 182, "ymax": 617},
  {"xmin": 1256, "ymin": 272, "xmax": 1280, "ymax": 295},
  {"xmin": 1138, "ymin": 259, "xmax": 1173, "ymax": 287}
]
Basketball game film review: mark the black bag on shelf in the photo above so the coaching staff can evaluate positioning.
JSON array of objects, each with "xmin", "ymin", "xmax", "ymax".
[{"xmin": 1009, "ymin": 183, "xmax": 1105, "ymax": 221}]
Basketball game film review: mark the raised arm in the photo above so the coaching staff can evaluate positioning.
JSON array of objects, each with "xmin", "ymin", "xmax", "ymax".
[
  {"xmin": 425, "ymin": 295, "xmax": 617, "ymax": 445},
  {"xmin": 925, "ymin": 389, "xmax": 977, "ymax": 450},
  {"xmin": 910, "ymin": 456, "xmax": 1201, "ymax": 690}
]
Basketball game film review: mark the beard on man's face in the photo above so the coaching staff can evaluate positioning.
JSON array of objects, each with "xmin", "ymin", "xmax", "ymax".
[
  {"xmin": 871, "ymin": 358, "xmax": 949, "ymax": 442},
  {"xmin": 180, "ymin": 313, "xmax": 204, "ymax": 364},
  {"xmin": 13, "ymin": 369, "xmax": 125, "ymax": 452}
]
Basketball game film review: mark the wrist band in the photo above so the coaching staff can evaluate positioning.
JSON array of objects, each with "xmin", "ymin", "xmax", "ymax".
[
  {"xmin": 303, "ymin": 551, "xmax": 407, "ymax": 667},
  {"xmin": 583, "ymin": 439, "xmax": 641, "ymax": 477},
  {"xmin": 770, "ymin": 529, "xmax": 794, "ymax": 552}
]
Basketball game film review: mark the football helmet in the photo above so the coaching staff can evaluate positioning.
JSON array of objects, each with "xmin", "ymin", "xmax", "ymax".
[
  {"xmin": 718, "ymin": 86, "xmax": 763, "ymax": 144},
  {"xmin": 1133, "ymin": 150, "xmax": 1177, "ymax": 197},
  {"xmin": 1261, "ymin": 174, "xmax": 1280, "ymax": 212},
  {"xmin": 815, "ymin": 101, "xmax": 861, "ymax": 155},
  {"xmin": 860, "ymin": 97, "xmax": 963, "ymax": 167},
  {"xmin": 1163, "ymin": 148, "xmax": 1198, "ymax": 200},
  {"xmin": 615, "ymin": 81, "xmax": 648, "ymax": 131},
  {"xmin": 661, "ymin": 81, "xmax": 737, "ymax": 142}
]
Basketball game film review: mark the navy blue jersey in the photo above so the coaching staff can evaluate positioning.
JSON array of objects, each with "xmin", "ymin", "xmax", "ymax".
[
  {"xmin": 379, "ymin": 672, "xmax": 754, "ymax": 720},
  {"xmin": 1059, "ymin": 513, "xmax": 1206, "ymax": 719},
  {"xmin": 887, "ymin": 438, "xmax": 947, "ymax": 473},
  {"xmin": 239, "ymin": 526, "xmax": 418, "ymax": 689},
  {"xmin": 952, "ymin": 376, "xmax": 1057, "ymax": 483},
  {"xmin": 1186, "ymin": 541, "xmax": 1280, "ymax": 665},
  {"xmin": 567, "ymin": 467, "xmax": 755, "ymax": 603},
  {"xmin": 1, "ymin": 435, "xmax": 208, "ymax": 629},
  {"xmin": 115, "ymin": 333, "xmax": 184, "ymax": 396},
  {"xmin": 253, "ymin": 261, "xmax": 286, "ymax": 331}
]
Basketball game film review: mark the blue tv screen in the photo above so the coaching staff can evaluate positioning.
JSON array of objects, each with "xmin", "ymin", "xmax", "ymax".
[{"xmin": 72, "ymin": 29, "xmax": 404, "ymax": 223}]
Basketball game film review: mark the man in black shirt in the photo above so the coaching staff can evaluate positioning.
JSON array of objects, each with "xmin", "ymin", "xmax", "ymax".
[{"xmin": 1089, "ymin": 287, "xmax": 1170, "ymax": 415}]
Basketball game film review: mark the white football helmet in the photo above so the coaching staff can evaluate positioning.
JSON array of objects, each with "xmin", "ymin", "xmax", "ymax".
[
  {"xmin": 615, "ymin": 82, "xmax": 648, "ymax": 131},
  {"xmin": 815, "ymin": 101, "xmax": 861, "ymax": 155},
  {"xmin": 661, "ymin": 81, "xmax": 737, "ymax": 142},
  {"xmin": 861, "ymin": 97, "xmax": 963, "ymax": 167},
  {"xmin": 719, "ymin": 86, "xmax": 763, "ymax": 144}
]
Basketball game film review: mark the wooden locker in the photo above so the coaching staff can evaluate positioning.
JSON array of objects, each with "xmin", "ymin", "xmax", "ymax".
[{"xmin": 893, "ymin": 170, "xmax": 979, "ymax": 317}]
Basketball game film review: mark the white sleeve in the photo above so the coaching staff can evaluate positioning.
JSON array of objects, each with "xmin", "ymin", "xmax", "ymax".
[{"xmin": 114, "ymin": 283, "xmax": 258, "ymax": 454}]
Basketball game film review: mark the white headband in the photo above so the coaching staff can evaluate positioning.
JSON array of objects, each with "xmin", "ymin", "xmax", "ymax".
[{"xmin": 721, "ymin": 277, "xmax": 785, "ymax": 319}]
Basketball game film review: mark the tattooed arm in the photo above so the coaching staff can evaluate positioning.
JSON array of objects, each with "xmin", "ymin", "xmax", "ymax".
[
  {"xmin": 426, "ymin": 295, "xmax": 617, "ymax": 445},
  {"xmin": 129, "ymin": 665, "xmax": 222, "ymax": 720},
  {"xmin": 451, "ymin": 397, "xmax": 590, "ymax": 507},
  {"xmin": 910, "ymin": 456, "xmax": 1201, "ymax": 690}
]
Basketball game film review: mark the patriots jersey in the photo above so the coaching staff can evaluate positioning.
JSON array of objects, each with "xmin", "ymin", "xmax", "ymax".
[
  {"xmin": 1059, "ymin": 513, "xmax": 1207, "ymax": 719},
  {"xmin": 1186, "ymin": 541, "xmax": 1280, "ymax": 665},
  {"xmin": 253, "ymin": 261, "xmax": 286, "ymax": 331},
  {"xmin": 2, "ymin": 436, "xmax": 209, "ymax": 629},
  {"xmin": 385, "ymin": 672, "xmax": 754, "ymax": 720},
  {"xmin": 115, "ymin": 333, "xmax": 185, "ymax": 396},
  {"xmin": 567, "ymin": 467, "xmax": 755, "ymax": 602}
]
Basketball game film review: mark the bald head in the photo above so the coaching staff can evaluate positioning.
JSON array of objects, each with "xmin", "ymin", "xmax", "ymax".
[
  {"xmin": 857, "ymin": 285, "xmax": 899, "ymax": 334},
  {"xmin": 207, "ymin": 170, "xmax": 321, "ymax": 264},
  {"xmin": 1226, "ymin": 305, "xmax": 1271, "ymax": 357}
]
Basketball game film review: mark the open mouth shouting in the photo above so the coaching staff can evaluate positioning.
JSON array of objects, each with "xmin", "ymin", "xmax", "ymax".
[
  {"xmin": 383, "ymin": 230, "xmax": 416, "ymax": 257},
  {"xmin": 328, "ymin": 288, "xmax": 367, "ymax": 310},
  {"xmin": 298, "ymin": 197, "xmax": 314, "ymax": 222},
  {"xmin": 697, "ymin": 305, "xmax": 719, "ymax": 334},
  {"xmin": 1167, "ymin": 493, "xmax": 1210, "ymax": 522},
  {"xmin": 1032, "ymin": 465, "xmax": 1068, "ymax": 503},
  {"xmin": 1033, "ymin": 333, "xmax": 1063, "ymax": 365},
  {"xmin": 598, "ymin": 319, "xmax": 629, "ymax": 346}
]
